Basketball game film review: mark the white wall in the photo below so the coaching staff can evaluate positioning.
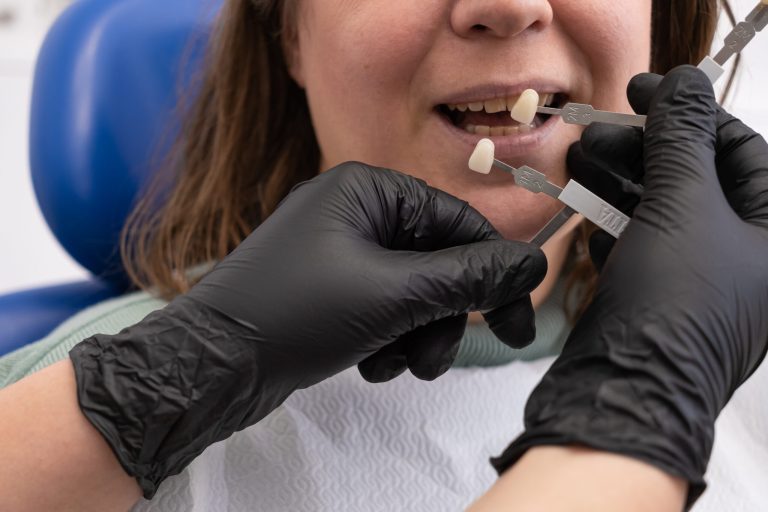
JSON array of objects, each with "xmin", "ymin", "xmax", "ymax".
[
  {"xmin": 0, "ymin": 0, "xmax": 85, "ymax": 296},
  {"xmin": 0, "ymin": 0, "xmax": 767, "ymax": 296}
]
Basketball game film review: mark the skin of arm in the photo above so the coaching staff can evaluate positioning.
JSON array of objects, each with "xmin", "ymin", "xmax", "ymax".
[
  {"xmin": 0, "ymin": 359, "xmax": 141, "ymax": 511},
  {"xmin": 468, "ymin": 446, "xmax": 687, "ymax": 512}
]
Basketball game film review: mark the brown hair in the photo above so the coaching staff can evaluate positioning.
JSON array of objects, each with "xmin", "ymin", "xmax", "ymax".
[{"xmin": 122, "ymin": 0, "xmax": 738, "ymax": 302}]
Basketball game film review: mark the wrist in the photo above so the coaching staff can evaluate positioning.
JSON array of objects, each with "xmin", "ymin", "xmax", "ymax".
[
  {"xmin": 69, "ymin": 295, "xmax": 277, "ymax": 498},
  {"xmin": 491, "ymin": 303, "xmax": 721, "ymax": 507},
  {"xmin": 474, "ymin": 446, "xmax": 686, "ymax": 512}
]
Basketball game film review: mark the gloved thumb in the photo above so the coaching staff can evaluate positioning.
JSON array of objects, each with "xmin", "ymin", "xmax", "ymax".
[
  {"xmin": 393, "ymin": 239, "xmax": 547, "ymax": 324},
  {"xmin": 626, "ymin": 72, "xmax": 663, "ymax": 115},
  {"xmin": 642, "ymin": 66, "xmax": 719, "ymax": 205}
]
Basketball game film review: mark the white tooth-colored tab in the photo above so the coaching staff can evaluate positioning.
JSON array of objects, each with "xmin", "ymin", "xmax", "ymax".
[
  {"xmin": 468, "ymin": 102, "xmax": 484, "ymax": 112},
  {"xmin": 484, "ymin": 98, "xmax": 506, "ymax": 114},
  {"xmin": 505, "ymin": 95, "xmax": 521, "ymax": 111},
  {"xmin": 510, "ymin": 89, "xmax": 540, "ymax": 125},
  {"xmin": 468, "ymin": 138, "xmax": 495, "ymax": 174}
]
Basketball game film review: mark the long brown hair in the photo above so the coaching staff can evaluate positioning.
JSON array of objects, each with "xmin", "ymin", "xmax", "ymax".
[{"xmin": 122, "ymin": 0, "xmax": 738, "ymax": 301}]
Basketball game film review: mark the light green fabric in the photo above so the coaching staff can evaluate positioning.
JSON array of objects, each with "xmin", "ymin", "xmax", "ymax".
[
  {"xmin": 0, "ymin": 291, "xmax": 166, "ymax": 387},
  {"xmin": 0, "ymin": 280, "xmax": 570, "ymax": 387},
  {"xmin": 454, "ymin": 277, "xmax": 570, "ymax": 365}
]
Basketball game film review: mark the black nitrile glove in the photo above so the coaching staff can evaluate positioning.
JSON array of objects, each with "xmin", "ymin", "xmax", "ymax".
[
  {"xmin": 569, "ymin": 71, "xmax": 768, "ymax": 272},
  {"xmin": 491, "ymin": 66, "xmax": 768, "ymax": 506},
  {"xmin": 69, "ymin": 163, "xmax": 547, "ymax": 497}
]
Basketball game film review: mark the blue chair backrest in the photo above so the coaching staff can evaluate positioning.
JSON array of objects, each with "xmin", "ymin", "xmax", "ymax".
[
  {"xmin": 30, "ymin": 0, "xmax": 220, "ymax": 286},
  {"xmin": 0, "ymin": 0, "xmax": 221, "ymax": 354}
]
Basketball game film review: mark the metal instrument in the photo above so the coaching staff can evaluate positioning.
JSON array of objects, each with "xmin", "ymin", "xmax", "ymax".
[
  {"xmin": 700, "ymin": 1, "xmax": 768, "ymax": 82},
  {"xmin": 490, "ymin": 159, "xmax": 629, "ymax": 246},
  {"xmin": 536, "ymin": 103, "xmax": 647, "ymax": 128}
]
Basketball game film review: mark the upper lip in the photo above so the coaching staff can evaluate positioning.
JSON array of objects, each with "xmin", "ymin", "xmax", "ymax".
[{"xmin": 434, "ymin": 81, "xmax": 569, "ymax": 107}]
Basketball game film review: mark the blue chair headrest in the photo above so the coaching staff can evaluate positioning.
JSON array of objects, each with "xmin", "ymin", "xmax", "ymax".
[{"xmin": 30, "ymin": 0, "xmax": 221, "ymax": 287}]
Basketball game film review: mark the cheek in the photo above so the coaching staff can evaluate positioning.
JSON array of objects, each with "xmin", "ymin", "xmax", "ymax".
[
  {"xmin": 556, "ymin": 0, "xmax": 652, "ymax": 110},
  {"xmin": 298, "ymin": 2, "xmax": 442, "ymax": 165}
]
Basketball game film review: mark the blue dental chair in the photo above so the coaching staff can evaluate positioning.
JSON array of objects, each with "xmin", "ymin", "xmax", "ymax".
[{"xmin": 0, "ymin": 0, "xmax": 220, "ymax": 355}]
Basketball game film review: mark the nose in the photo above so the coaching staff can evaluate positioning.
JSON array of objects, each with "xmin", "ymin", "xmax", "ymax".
[{"xmin": 451, "ymin": 0, "xmax": 553, "ymax": 39}]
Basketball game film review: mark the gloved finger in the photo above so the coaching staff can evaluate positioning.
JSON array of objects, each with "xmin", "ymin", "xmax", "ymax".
[
  {"xmin": 642, "ymin": 66, "xmax": 719, "ymax": 201},
  {"xmin": 567, "ymin": 143, "xmax": 641, "ymax": 214},
  {"xmin": 715, "ymin": 111, "xmax": 768, "ymax": 225},
  {"xmin": 357, "ymin": 338, "xmax": 408, "ymax": 383},
  {"xmin": 631, "ymin": 72, "xmax": 768, "ymax": 224},
  {"xmin": 391, "ymin": 184, "xmax": 500, "ymax": 251},
  {"xmin": 566, "ymin": 144, "xmax": 626, "ymax": 270},
  {"xmin": 580, "ymin": 122, "xmax": 645, "ymax": 184},
  {"xmin": 627, "ymin": 72, "xmax": 663, "ymax": 115},
  {"xmin": 564, "ymin": 144, "xmax": 625, "ymax": 271},
  {"xmin": 482, "ymin": 296, "xmax": 536, "ymax": 349},
  {"xmin": 405, "ymin": 315, "xmax": 468, "ymax": 381},
  {"xmin": 588, "ymin": 230, "xmax": 616, "ymax": 273},
  {"xmin": 397, "ymin": 240, "xmax": 547, "ymax": 319},
  {"xmin": 363, "ymin": 166, "xmax": 503, "ymax": 250},
  {"xmin": 290, "ymin": 164, "xmax": 502, "ymax": 253},
  {"xmin": 567, "ymin": 143, "xmax": 629, "ymax": 203}
]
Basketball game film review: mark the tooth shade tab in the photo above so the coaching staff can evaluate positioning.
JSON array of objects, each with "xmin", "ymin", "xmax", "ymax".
[
  {"xmin": 468, "ymin": 138, "xmax": 495, "ymax": 174},
  {"xmin": 510, "ymin": 89, "xmax": 540, "ymax": 125}
]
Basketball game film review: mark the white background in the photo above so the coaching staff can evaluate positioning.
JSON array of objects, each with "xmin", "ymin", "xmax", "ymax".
[{"xmin": 0, "ymin": 0, "xmax": 767, "ymax": 296}]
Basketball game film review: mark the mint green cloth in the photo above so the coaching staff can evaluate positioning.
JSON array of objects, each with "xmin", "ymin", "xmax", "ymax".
[
  {"xmin": 0, "ymin": 281, "xmax": 570, "ymax": 387},
  {"xmin": 0, "ymin": 291, "xmax": 166, "ymax": 387},
  {"xmin": 454, "ymin": 278, "xmax": 570, "ymax": 365}
]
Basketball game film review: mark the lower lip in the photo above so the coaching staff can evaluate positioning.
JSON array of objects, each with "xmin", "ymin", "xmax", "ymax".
[{"xmin": 434, "ymin": 110, "xmax": 561, "ymax": 160}]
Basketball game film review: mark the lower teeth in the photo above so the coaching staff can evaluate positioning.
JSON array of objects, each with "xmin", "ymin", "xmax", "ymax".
[{"xmin": 464, "ymin": 123, "xmax": 532, "ymax": 136}]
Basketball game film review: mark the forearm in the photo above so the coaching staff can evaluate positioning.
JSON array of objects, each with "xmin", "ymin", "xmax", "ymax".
[
  {"xmin": 469, "ymin": 446, "xmax": 686, "ymax": 512},
  {"xmin": 0, "ymin": 359, "xmax": 141, "ymax": 512}
]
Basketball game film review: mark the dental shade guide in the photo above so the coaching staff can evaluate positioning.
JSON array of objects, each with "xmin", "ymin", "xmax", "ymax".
[
  {"xmin": 491, "ymin": 159, "xmax": 629, "ymax": 244},
  {"xmin": 536, "ymin": 0, "xmax": 768, "ymax": 129},
  {"xmin": 467, "ymin": 4, "xmax": 767, "ymax": 246},
  {"xmin": 699, "ymin": 0, "xmax": 768, "ymax": 83},
  {"xmin": 510, "ymin": 89, "xmax": 540, "ymax": 125},
  {"xmin": 530, "ymin": 206, "xmax": 579, "ymax": 247},
  {"xmin": 468, "ymin": 138, "xmax": 495, "ymax": 174},
  {"xmin": 467, "ymin": 139, "xmax": 629, "ymax": 247},
  {"xmin": 537, "ymin": 103, "xmax": 647, "ymax": 128}
]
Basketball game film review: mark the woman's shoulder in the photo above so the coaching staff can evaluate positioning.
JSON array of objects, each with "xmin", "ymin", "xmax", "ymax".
[{"xmin": 0, "ymin": 291, "xmax": 168, "ymax": 387}]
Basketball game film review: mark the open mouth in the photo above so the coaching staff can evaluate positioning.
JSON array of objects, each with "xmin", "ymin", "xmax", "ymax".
[{"xmin": 436, "ymin": 92, "xmax": 567, "ymax": 136}]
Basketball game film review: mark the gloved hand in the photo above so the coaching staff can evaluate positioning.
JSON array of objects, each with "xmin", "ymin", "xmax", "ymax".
[
  {"xmin": 491, "ymin": 66, "xmax": 768, "ymax": 506},
  {"xmin": 69, "ymin": 162, "xmax": 547, "ymax": 497},
  {"xmin": 568, "ymin": 71, "xmax": 768, "ymax": 271}
]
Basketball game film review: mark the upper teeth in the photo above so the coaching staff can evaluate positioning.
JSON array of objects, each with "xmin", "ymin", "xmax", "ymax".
[{"xmin": 447, "ymin": 93, "xmax": 554, "ymax": 114}]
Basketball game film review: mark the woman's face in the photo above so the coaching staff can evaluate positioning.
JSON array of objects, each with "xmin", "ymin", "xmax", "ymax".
[{"xmin": 288, "ymin": 0, "xmax": 652, "ymax": 241}]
